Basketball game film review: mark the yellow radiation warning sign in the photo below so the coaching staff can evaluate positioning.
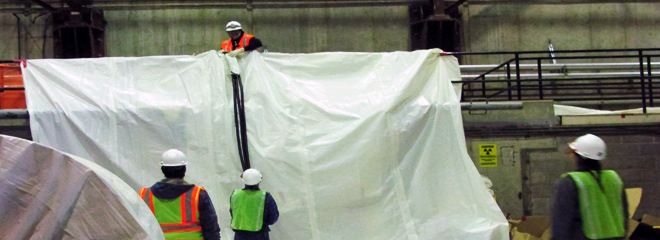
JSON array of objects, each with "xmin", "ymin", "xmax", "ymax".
[{"xmin": 479, "ymin": 144, "xmax": 498, "ymax": 167}]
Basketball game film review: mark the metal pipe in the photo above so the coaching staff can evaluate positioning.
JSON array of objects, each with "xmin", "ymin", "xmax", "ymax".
[
  {"xmin": 460, "ymin": 62, "xmax": 660, "ymax": 71},
  {"xmin": 12, "ymin": 13, "xmax": 21, "ymax": 59},
  {"xmin": 28, "ymin": 0, "xmax": 57, "ymax": 12},
  {"xmin": 460, "ymin": 102, "xmax": 523, "ymax": 110},
  {"xmin": 447, "ymin": 48, "xmax": 660, "ymax": 56},
  {"xmin": 648, "ymin": 56, "xmax": 654, "ymax": 107},
  {"xmin": 639, "ymin": 51, "xmax": 648, "ymax": 113},
  {"xmin": 515, "ymin": 53, "xmax": 521, "ymax": 100},
  {"xmin": 465, "ymin": 0, "xmax": 660, "ymax": 5},
  {"xmin": 481, "ymin": 75, "xmax": 486, "ymax": 98},
  {"xmin": 537, "ymin": 58, "xmax": 543, "ymax": 100},
  {"xmin": 462, "ymin": 71, "xmax": 660, "ymax": 80},
  {"xmin": 506, "ymin": 62, "xmax": 512, "ymax": 100},
  {"xmin": 468, "ymin": 59, "xmax": 514, "ymax": 82}
]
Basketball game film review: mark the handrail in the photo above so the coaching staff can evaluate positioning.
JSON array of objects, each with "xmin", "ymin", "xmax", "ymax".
[
  {"xmin": 446, "ymin": 48, "xmax": 660, "ymax": 56},
  {"xmin": 450, "ymin": 49, "xmax": 659, "ymax": 113}
]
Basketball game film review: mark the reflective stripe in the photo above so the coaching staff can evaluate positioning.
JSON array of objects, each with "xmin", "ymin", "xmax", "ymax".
[
  {"xmin": 140, "ymin": 188, "xmax": 155, "ymax": 214},
  {"xmin": 184, "ymin": 191, "xmax": 193, "ymax": 222},
  {"xmin": 242, "ymin": 35, "xmax": 248, "ymax": 48},
  {"xmin": 163, "ymin": 227, "xmax": 202, "ymax": 233},
  {"xmin": 161, "ymin": 222, "xmax": 202, "ymax": 232},
  {"xmin": 192, "ymin": 186, "xmax": 201, "ymax": 221},
  {"xmin": 181, "ymin": 192, "xmax": 187, "ymax": 223}
]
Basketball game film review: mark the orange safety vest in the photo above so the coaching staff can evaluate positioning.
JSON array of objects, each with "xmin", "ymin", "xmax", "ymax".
[
  {"xmin": 140, "ymin": 186, "xmax": 204, "ymax": 239},
  {"xmin": 221, "ymin": 34, "xmax": 254, "ymax": 52}
]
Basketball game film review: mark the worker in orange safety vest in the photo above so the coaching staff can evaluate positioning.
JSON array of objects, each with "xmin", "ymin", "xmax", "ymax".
[
  {"xmin": 140, "ymin": 149, "xmax": 221, "ymax": 240},
  {"xmin": 221, "ymin": 21, "xmax": 263, "ymax": 58}
]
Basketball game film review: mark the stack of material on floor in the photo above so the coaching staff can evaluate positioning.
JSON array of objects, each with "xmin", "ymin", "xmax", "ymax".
[
  {"xmin": 0, "ymin": 135, "xmax": 163, "ymax": 239},
  {"xmin": 627, "ymin": 188, "xmax": 660, "ymax": 239}
]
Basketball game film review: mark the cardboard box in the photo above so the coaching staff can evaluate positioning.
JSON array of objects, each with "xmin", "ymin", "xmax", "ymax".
[
  {"xmin": 509, "ymin": 216, "xmax": 550, "ymax": 240},
  {"xmin": 628, "ymin": 214, "xmax": 660, "ymax": 240}
]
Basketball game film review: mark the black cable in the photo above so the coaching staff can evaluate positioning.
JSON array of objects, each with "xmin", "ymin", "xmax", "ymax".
[{"xmin": 231, "ymin": 73, "xmax": 250, "ymax": 171}]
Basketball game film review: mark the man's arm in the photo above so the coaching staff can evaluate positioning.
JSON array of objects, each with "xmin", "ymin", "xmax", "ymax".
[
  {"xmin": 264, "ymin": 193, "xmax": 279, "ymax": 225},
  {"xmin": 551, "ymin": 177, "xmax": 579, "ymax": 240},
  {"xmin": 244, "ymin": 37, "xmax": 263, "ymax": 51},
  {"xmin": 198, "ymin": 190, "xmax": 221, "ymax": 239}
]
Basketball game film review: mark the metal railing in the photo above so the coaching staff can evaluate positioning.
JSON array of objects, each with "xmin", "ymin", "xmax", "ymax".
[{"xmin": 449, "ymin": 48, "xmax": 660, "ymax": 113}]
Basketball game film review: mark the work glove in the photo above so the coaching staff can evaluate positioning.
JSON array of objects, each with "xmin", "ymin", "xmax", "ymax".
[{"xmin": 228, "ymin": 48, "xmax": 245, "ymax": 58}]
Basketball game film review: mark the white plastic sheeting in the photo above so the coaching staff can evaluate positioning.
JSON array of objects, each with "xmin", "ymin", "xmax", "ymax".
[
  {"xmin": 0, "ymin": 134, "xmax": 164, "ymax": 239},
  {"xmin": 554, "ymin": 104, "xmax": 660, "ymax": 115},
  {"xmin": 22, "ymin": 49, "xmax": 508, "ymax": 240}
]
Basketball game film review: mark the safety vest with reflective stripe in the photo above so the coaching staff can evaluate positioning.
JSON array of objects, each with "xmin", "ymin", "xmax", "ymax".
[
  {"xmin": 565, "ymin": 170, "xmax": 625, "ymax": 239},
  {"xmin": 221, "ymin": 34, "xmax": 254, "ymax": 52},
  {"xmin": 140, "ymin": 186, "xmax": 204, "ymax": 240},
  {"xmin": 230, "ymin": 189, "xmax": 266, "ymax": 232}
]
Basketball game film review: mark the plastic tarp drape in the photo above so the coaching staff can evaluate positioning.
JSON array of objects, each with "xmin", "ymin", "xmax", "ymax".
[
  {"xmin": 0, "ymin": 134, "xmax": 164, "ymax": 239},
  {"xmin": 554, "ymin": 104, "xmax": 660, "ymax": 115},
  {"xmin": 22, "ymin": 50, "xmax": 508, "ymax": 240}
]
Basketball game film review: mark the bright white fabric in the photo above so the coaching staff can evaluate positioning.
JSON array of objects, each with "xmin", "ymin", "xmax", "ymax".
[
  {"xmin": 22, "ymin": 49, "xmax": 508, "ymax": 240},
  {"xmin": 555, "ymin": 104, "xmax": 660, "ymax": 115}
]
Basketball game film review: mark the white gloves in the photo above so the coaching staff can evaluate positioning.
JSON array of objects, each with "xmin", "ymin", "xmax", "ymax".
[{"xmin": 228, "ymin": 48, "xmax": 245, "ymax": 58}]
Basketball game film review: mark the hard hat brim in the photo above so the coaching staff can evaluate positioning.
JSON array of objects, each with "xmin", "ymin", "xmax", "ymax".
[
  {"xmin": 226, "ymin": 27, "xmax": 242, "ymax": 32},
  {"xmin": 160, "ymin": 161, "xmax": 188, "ymax": 166}
]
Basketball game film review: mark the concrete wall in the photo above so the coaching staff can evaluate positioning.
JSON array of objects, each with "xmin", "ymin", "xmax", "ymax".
[
  {"xmin": 0, "ymin": 6, "xmax": 408, "ymax": 59},
  {"xmin": 2, "ymin": 3, "xmax": 659, "ymax": 60},
  {"xmin": 524, "ymin": 134, "xmax": 660, "ymax": 219},
  {"xmin": 462, "ymin": 3, "xmax": 660, "ymax": 64},
  {"xmin": 465, "ymin": 99, "xmax": 660, "ymax": 220}
]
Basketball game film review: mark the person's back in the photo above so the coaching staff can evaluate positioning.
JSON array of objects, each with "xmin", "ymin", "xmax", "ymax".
[
  {"xmin": 230, "ymin": 168, "xmax": 279, "ymax": 240},
  {"xmin": 551, "ymin": 134, "xmax": 628, "ymax": 240},
  {"xmin": 140, "ymin": 149, "xmax": 221, "ymax": 240}
]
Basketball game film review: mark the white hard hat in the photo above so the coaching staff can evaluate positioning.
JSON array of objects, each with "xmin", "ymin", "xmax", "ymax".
[
  {"xmin": 569, "ymin": 134, "xmax": 607, "ymax": 161},
  {"xmin": 226, "ymin": 21, "xmax": 242, "ymax": 32},
  {"xmin": 160, "ymin": 149, "xmax": 188, "ymax": 166},
  {"xmin": 241, "ymin": 168, "xmax": 262, "ymax": 185}
]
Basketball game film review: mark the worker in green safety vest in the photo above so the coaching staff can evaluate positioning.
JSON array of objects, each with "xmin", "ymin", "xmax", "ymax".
[
  {"xmin": 551, "ymin": 134, "xmax": 629, "ymax": 240},
  {"xmin": 230, "ymin": 168, "xmax": 279, "ymax": 240},
  {"xmin": 140, "ymin": 149, "xmax": 221, "ymax": 240}
]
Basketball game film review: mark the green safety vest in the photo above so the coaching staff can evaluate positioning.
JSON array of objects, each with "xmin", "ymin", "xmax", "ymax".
[
  {"xmin": 140, "ymin": 186, "xmax": 204, "ymax": 240},
  {"xmin": 230, "ymin": 189, "xmax": 267, "ymax": 232},
  {"xmin": 565, "ymin": 170, "xmax": 625, "ymax": 239}
]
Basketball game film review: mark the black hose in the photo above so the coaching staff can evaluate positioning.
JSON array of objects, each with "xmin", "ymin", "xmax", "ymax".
[{"xmin": 232, "ymin": 73, "xmax": 251, "ymax": 171}]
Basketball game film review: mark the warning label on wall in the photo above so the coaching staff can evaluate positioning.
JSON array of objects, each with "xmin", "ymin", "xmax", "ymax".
[{"xmin": 479, "ymin": 144, "xmax": 498, "ymax": 168}]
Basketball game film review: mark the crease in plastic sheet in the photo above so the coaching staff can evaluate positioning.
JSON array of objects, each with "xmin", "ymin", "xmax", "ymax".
[
  {"xmin": 22, "ymin": 49, "xmax": 508, "ymax": 239},
  {"xmin": 0, "ymin": 134, "xmax": 164, "ymax": 239}
]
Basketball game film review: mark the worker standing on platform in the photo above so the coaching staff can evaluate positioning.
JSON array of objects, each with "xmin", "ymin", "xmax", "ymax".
[
  {"xmin": 230, "ymin": 168, "xmax": 279, "ymax": 240},
  {"xmin": 551, "ymin": 134, "xmax": 628, "ymax": 240},
  {"xmin": 139, "ymin": 149, "xmax": 221, "ymax": 240},
  {"xmin": 222, "ymin": 21, "xmax": 263, "ymax": 58}
]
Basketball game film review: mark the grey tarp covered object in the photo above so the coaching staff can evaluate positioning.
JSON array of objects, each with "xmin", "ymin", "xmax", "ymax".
[{"xmin": 0, "ymin": 135, "xmax": 164, "ymax": 239}]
